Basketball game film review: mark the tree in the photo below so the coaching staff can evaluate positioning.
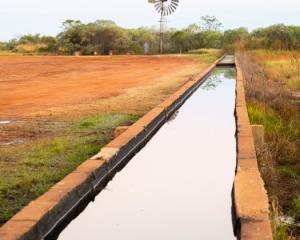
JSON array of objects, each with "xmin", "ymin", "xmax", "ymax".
[
  {"xmin": 39, "ymin": 36, "xmax": 57, "ymax": 53},
  {"xmin": 200, "ymin": 16, "xmax": 222, "ymax": 32},
  {"xmin": 61, "ymin": 20, "xmax": 82, "ymax": 31},
  {"xmin": 18, "ymin": 34, "xmax": 41, "ymax": 44},
  {"xmin": 0, "ymin": 42, "xmax": 6, "ymax": 50},
  {"xmin": 128, "ymin": 27, "xmax": 157, "ymax": 54},
  {"xmin": 186, "ymin": 24, "xmax": 201, "ymax": 33},
  {"xmin": 93, "ymin": 20, "xmax": 117, "ymax": 28},
  {"xmin": 200, "ymin": 31, "xmax": 223, "ymax": 48},
  {"xmin": 57, "ymin": 20, "xmax": 85, "ymax": 54},
  {"xmin": 250, "ymin": 24, "xmax": 294, "ymax": 50},
  {"xmin": 223, "ymin": 27, "xmax": 248, "ymax": 51},
  {"xmin": 171, "ymin": 31, "xmax": 189, "ymax": 53},
  {"xmin": 6, "ymin": 39, "xmax": 18, "ymax": 51},
  {"xmin": 265, "ymin": 24, "xmax": 293, "ymax": 50}
]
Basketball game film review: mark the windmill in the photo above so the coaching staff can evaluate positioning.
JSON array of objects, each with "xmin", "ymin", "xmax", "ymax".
[{"xmin": 149, "ymin": 0, "xmax": 179, "ymax": 54}]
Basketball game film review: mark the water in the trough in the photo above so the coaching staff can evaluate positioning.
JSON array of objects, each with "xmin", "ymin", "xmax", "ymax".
[{"xmin": 58, "ymin": 67, "xmax": 237, "ymax": 240}]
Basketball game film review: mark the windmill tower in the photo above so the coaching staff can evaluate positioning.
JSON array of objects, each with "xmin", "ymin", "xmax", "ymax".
[{"xmin": 149, "ymin": 0, "xmax": 179, "ymax": 54}]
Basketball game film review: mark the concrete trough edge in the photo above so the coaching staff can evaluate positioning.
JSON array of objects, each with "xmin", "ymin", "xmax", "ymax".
[
  {"xmin": 234, "ymin": 59, "xmax": 273, "ymax": 239},
  {"xmin": 216, "ymin": 55, "xmax": 235, "ymax": 67},
  {"xmin": 0, "ymin": 57, "xmax": 222, "ymax": 240}
]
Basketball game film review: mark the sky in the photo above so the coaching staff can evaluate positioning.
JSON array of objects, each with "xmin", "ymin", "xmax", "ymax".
[{"xmin": 1, "ymin": 0, "xmax": 299, "ymax": 41}]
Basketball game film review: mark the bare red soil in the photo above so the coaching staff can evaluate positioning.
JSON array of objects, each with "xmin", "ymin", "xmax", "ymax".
[{"xmin": 0, "ymin": 56, "xmax": 201, "ymax": 118}]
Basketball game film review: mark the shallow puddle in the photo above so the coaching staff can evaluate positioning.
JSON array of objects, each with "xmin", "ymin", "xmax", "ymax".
[{"xmin": 57, "ymin": 67, "xmax": 237, "ymax": 239}]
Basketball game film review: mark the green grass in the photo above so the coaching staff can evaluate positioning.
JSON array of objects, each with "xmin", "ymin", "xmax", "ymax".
[
  {"xmin": 247, "ymin": 102, "xmax": 298, "ymax": 140},
  {"xmin": 273, "ymin": 224, "xmax": 290, "ymax": 240},
  {"xmin": 248, "ymin": 102, "xmax": 283, "ymax": 134},
  {"xmin": 279, "ymin": 166, "xmax": 300, "ymax": 179},
  {"xmin": 0, "ymin": 137, "xmax": 100, "ymax": 222},
  {"xmin": 290, "ymin": 195, "xmax": 300, "ymax": 221},
  {"xmin": 248, "ymin": 101, "xmax": 300, "ymax": 236},
  {"xmin": 0, "ymin": 113, "xmax": 138, "ymax": 224},
  {"xmin": 75, "ymin": 114, "xmax": 137, "ymax": 130}
]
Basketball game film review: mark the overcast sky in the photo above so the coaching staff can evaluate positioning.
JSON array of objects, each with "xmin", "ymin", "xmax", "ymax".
[{"xmin": 1, "ymin": 0, "xmax": 299, "ymax": 41}]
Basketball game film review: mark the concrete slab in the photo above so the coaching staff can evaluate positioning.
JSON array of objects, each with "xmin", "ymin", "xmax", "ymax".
[
  {"xmin": 237, "ymin": 158, "xmax": 259, "ymax": 170},
  {"xmin": 114, "ymin": 126, "xmax": 130, "ymax": 138},
  {"xmin": 237, "ymin": 136, "xmax": 257, "ymax": 159},
  {"xmin": 235, "ymin": 169, "xmax": 269, "ymax": 218},
  {"xmin": 240, "ymin": 214, "xmax": 273, "ymax": 240},
  {"xmin": 217, "ymin": 55, "xmax": 236, "ymax": 66}
]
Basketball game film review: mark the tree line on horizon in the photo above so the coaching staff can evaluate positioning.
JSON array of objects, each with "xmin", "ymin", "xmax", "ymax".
[{"xmin": 0, "ymin": 16, "xmax": 300, "ymax": 55}]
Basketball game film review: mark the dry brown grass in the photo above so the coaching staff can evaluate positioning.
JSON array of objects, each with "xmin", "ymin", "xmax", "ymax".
[
  {"xmin": 237, "ymin": 50, "xmax": 300, "ymax": 238},
  {"xmin": 16, "ymin": 44, "xmax": 47, "ymax": 53},
  {"xmin": 249, "ymin": 50, "xmax": 300, "ymax": 91}
]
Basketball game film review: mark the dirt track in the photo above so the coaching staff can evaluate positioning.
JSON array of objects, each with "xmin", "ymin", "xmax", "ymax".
[{"xmin": 0, "ymin": 56, "xmax": 202, "ymax": 118}]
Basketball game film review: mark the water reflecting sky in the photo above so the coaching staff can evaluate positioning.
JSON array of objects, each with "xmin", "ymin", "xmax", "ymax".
[{"xmin": 58, "ymin": 67, "xmax": 237, "ymax": 240}]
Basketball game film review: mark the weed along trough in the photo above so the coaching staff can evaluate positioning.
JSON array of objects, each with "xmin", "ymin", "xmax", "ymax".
[{"xmin": 0, "ymin": 57, "xmax": 272, "ymax": 240}]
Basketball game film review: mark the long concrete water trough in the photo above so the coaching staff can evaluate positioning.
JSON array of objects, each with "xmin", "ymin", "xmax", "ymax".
[
  {"xmin": 57, "ymin": 66, "xmax": 237, "ymax": 240},
  {"xmin": 0, "ymin": 56, "xmax": 272, "ymax": 240}
]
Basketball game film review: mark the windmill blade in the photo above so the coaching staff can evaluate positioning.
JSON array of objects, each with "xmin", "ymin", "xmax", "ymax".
[
  {"xmin": 171, "ymin": 0, "xmax": 179, "ymax": 7},
  {"xmin": 155, "ymin": 6, "xmax": 163, "ymax": 14},
  {"xmin": 167, "ymin": 8, "xmax": 170, "ymax": 16},
  {"xmin": 154, "ymin": 3, "xmax": 161, "ymax": 10},
  {"xmin": 171, "ymin": 2, "xmax": 178, "ymax": 9},
  {"xmin": 170, "ymin": 5, "xmax": 176, "ymax": 13},
  {"xmin": 153, "ymin": 0, "xmax": 179, "ymax": 16},
  {"xmin": 169, "ymin": 5, "xmax": 175, "ymax": 12},
  {"xmin": 165, "ymin": 6, "xmax": 170, "ymax": 15}
]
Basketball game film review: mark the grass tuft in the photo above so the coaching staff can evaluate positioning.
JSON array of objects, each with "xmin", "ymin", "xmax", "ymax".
[
  {"xmin": 279, "ymin": 166, "xmax": 300, "ymax": 179},
  {"xmin": 290, "ymin": 195, "xmax": 300, "ymax": 221},
  {"xmin": 273, "ymin": 224, "xmax": 291, "ymax": 240},
  {"xmin": 247, "ymin": 102, "xmax": 282, "ymax": 134},
  {"xmin": 76, "ymin": 114, "xmax": 138, "ymax": 130}
]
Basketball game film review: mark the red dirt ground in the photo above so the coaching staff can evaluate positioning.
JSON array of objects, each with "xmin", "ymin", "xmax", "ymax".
[{"xmin": 0, "ymin": 56, "xmax": 202, "ymax": 118}]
